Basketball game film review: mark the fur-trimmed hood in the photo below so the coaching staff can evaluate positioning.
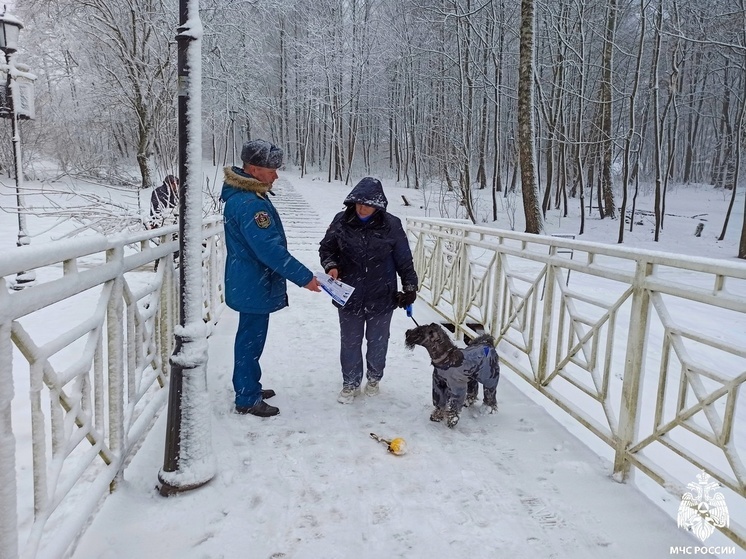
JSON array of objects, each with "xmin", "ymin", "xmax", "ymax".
[{"xmin": 220, "ymin": 166, "xmax": 272, "ymax": 203}]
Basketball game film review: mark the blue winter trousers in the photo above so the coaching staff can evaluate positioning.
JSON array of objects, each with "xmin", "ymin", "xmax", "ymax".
[
  {"xmin": 338, "ymin": 307, "xmax": 394, "ymax": 388},
  {"xmin": 233, "ymin": 312, "xmax": 270, "ymax": 408}
]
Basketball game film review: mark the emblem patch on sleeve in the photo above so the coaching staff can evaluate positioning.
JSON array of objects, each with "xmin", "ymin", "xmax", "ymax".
[{"xmin": 254, "ymin": 211, "xmax": 271, "ymax": 228}]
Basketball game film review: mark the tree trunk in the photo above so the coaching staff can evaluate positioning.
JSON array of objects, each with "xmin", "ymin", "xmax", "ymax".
[
  {"xmin": 518, "ymin": 0, "xmax": 543, "ymax": 234},
  {"xmin": 600, "ymin": 0, "xmax": 618, "ymax": 219},
  {"xmin": 618, "ymin": 0, "xmax": 646, "ymax": 244},
  {"xmin": 651, "ymin": 0, "xmax": 664, "ymax": 241}
]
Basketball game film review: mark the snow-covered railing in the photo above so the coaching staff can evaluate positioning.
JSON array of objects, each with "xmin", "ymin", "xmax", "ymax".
[
  {"xmin": 407, "ymin": 217, "xmax": 746, "ymax": 548},
  {"xmin": 0, "ymin": 217, "xmax": 225, "ymax": 559}
]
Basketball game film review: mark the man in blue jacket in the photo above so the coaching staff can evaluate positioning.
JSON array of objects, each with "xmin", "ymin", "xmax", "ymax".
[{"xmin": 221, "ymin": 139, "xmax": 321, "ymax": 417}]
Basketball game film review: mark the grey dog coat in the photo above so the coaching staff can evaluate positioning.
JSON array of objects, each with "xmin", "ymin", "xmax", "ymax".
[{"xmin": 432, "ymin": 343, "xmax": 500, "ymax": 411}]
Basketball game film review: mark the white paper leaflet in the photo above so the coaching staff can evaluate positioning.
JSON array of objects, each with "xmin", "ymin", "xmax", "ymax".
[{"xmin": 315, "ymin": 272, "xmax": 355, "ymax": 306}]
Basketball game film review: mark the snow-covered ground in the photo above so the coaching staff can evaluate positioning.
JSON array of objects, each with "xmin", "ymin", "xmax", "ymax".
[
  {"xmin": 1, "ymin": 169, "xmax": 744, "ymax": 558},
  {"xmin": 71, "ymin": 300, "xmax": 714, "ymax": 558}
]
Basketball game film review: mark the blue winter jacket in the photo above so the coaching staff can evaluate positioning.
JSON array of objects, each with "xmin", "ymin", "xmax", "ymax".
[
  {"xmin": 220, "ymin": 166, "xmax": 313, "ymax": 314},
  {"xmin": 319, "ymin": 177, "xmax": 418, "ymax": 315}
]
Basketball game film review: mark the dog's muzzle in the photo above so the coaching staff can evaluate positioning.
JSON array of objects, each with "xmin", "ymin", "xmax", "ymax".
[{"xmin": 404, "ymin": 328, "xmax": 421, "ymax": 350}]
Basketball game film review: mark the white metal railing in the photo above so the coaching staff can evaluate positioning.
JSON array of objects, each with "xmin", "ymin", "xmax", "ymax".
[
  {"xmin": 407, "ymin": 216, "xmax": 746, "ymax": 548},
  {"xmin": 0, "ymin": 217, "xmax": 225, "ymax": 559}
]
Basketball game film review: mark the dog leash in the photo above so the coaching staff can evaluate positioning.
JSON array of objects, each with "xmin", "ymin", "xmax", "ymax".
[{"xmin": 405, "ymin": 304, "xmax": 419, "ymax": 326}]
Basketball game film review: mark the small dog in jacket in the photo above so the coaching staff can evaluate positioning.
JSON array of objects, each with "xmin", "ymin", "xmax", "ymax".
[{"xmin": 405, "ymin": 323, "xmax": 500, "ymax": 428}]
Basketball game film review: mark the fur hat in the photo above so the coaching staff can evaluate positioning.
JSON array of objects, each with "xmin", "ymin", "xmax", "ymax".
[{"xmin": 241, "ymin": 139, "xmax": 283, "ymax": 169}]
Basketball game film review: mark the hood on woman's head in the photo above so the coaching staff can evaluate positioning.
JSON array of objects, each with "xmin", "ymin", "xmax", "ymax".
[{"xmin": 343, "ymin": 177, "xmax": 388, "ymax": 210}]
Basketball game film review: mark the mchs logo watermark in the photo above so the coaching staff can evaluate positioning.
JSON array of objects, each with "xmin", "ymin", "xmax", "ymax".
[{"xmin": 670, "ymin": 470, "xmax": 736, "ymax": 555}]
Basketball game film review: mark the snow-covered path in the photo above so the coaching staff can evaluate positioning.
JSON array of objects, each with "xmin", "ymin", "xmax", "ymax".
[{"xmin": 70, "ymin": 178, "xmax": 717, "ymax": 559}]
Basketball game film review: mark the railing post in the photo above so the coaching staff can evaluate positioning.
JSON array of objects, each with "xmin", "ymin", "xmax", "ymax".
[
  {"xmin": 0, "ymin": 292, "xmax": 19, "ymax": 559},
  {"xmin": 453, "ymin": 233, "xmax": 470, "ymax": 339},
  {"xmin": 207, "ymin": 234, "xmax": 223, "ymax": 323},
  {"xmin": 159, "ymin": 255, "xmax": 176, "ymax": 376},
  {"xmin": 538, "ymin": 247, "xmax": 557, "ymax": 385},
  {"xmin": 613, "ymin": 259, "xmax": 652, "ymax": 480},
  {"xmin": 410, "ymin": 224, "xmax": 423, "ymax": 273},
  {"xmin": 488, "ymin": 242, "xmax": 503, "ymax": 336},
  {"xmin": 106, "ymin": 246, "xmax": 125, "ymax": 489},
  {"xmin": 201, "ymin": 241, "xmax": 210, "ymax": 323}
]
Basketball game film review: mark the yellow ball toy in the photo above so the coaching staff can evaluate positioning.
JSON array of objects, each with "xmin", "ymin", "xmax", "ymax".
[
  {"xmin": 387, "ymin": 437, "xmax": 408, "ymax": 456},
  {"xmin": 370, "ymin": 432, "xmax": 407, "ymax": 456}
]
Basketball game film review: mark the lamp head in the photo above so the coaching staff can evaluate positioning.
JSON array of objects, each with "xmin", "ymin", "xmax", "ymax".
[{"xmin": 0, "ymin": 9, "xmax": 23, "ymax": 54}]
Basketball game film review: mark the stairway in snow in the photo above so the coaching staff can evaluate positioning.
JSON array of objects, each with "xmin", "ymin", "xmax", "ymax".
[{"xmin": 270, "ymin": 178, "xmax": 329, "ymax": 252}]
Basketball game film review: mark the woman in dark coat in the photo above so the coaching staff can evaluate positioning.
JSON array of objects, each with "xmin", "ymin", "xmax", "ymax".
[{"xmin": 319, "ymin": 177, "xmax": 418, "ymax": 403}]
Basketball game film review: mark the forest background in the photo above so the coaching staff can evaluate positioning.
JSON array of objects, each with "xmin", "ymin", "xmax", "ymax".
[{"xmin": 5, "ymin": 0, "xmax": 746, "ymax": 257}]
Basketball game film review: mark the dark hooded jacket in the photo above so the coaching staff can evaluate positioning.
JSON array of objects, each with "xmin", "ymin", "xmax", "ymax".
[
  {"xmin": 148, "ymin": 175, "xmax": 179, "ymax": 228},
  {"xmin": 319, "ymin": 177, "xmax": 418, "ymax": 315},
  {"xmin": 220, "ymin": 166, "xmax": 313, "ymax": 314}
]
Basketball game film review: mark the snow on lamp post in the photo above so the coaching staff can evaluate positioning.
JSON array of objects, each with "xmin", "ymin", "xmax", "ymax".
[
  {"xmin": 157, "ymin": 0, "xmax": 215, "ymax": 496},
  {"xmin": 0, "ymin": 8, "xmax": 35, "ymax": 290}
]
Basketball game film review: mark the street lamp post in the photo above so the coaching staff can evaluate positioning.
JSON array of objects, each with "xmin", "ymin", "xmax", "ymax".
[
  {"xmin": 157, "ymin": 0, "xmax": 215, "ymax": 497},
  {"xmin": 0, "ymin": 8, "xmax": 35, "ymax": 290},
  {"xmin": 228, "ymin": 110, "xmax": 237, "ymax": 166}
]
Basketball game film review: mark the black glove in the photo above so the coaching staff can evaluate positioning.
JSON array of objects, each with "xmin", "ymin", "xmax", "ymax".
[{"xmin": 396, "ymin": 290, "xmax": 417, "ymax": 308}]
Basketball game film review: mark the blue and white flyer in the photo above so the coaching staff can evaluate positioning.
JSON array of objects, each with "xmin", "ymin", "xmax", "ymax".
[{"xmin": 315, "ymin": 272, "xmax": 355, "ymax": 306}]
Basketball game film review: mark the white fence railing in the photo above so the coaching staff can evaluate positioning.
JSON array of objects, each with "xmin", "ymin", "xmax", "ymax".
[
  {"xmin": 407, "ymin": 217, "xmax": 746, "ymax": 548},
  {"xmin": 0, "ymin": 218, "xmax": 225, "ymax": 559}
]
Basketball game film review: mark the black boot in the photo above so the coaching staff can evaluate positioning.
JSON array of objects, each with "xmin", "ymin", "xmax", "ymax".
[
  {"xmin": 236, "ymin": 400, "xmax": 280, "ymax": 417},
  {"xmin": 261, "ymin": 389, "xmax": 276, "ymax": 399}
]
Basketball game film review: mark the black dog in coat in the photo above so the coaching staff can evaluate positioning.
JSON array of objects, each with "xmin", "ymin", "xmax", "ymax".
[{"xmin": 405, "ymin": 323, "xmax": 500, "ymax": 428}]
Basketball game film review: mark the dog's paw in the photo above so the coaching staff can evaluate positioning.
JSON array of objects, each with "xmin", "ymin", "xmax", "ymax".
[
  {"xmin": 446, "ymin": 412, "xmax": 460, "ymax": 428},
  {"xmin": 430, "ymin": 408, "xmax": 445, "ymax": 422},
  {"xmin": 480, "ymin": 403, "xmax": 498, "ymax": 415}
]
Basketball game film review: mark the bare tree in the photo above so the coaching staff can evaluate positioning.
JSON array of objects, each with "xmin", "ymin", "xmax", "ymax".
[
  {"xmin": 20, "ymin": 0, "xmax": 177, "ymax": 188},
  {"xmin": 518, "ymin": 0, "xmax": 543, "ymax": 234},
  {"xmin": 650, "ymin": 0, "xmax": 665, "ymax": 241},
  {"xmin": 12, "ymin": 0, "xmax": 746, "ymax": 257},
  {"xmin": 598, "ymin": 0, "xmax": 618, "ymax": 219},
  {"xmin": 618, "ymin": 0, "xmax": 649, "ymax": 243},
  {"xmin": 718, "ymin": 0, "xmax": 746, "ymax": 257}
]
